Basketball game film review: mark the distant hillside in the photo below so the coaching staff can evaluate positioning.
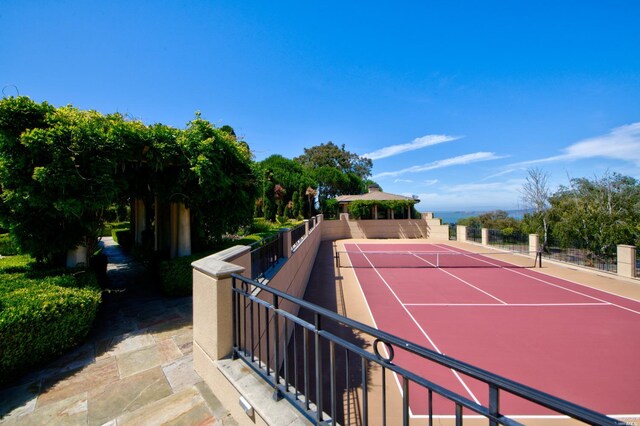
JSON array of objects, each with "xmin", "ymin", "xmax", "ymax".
[{"xmin": 434, "ymin": 209, "xmax": 529, "ymax": 224}]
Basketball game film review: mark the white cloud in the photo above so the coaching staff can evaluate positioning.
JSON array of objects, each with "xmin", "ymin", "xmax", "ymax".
[
  {"xmin": 373, "ymin": 152, "xmax": 505, "ymax": 179},
  {"xmin": 422, "ymin": 179, "xmax": 439, "ymax": 186},
  {"xmin": 514, "ymin": 122, "xmax": 640, "ymax": 167},
  {"xmin": 481, "ymin": 168, "xmax": 522, "ymax": 181},
  {"xmin": 445, "ymin": 179, "xmax": 525, "ymax": 193},
  {"xmin": 362, "ymin": 134, "xmax": 460, "ymax": 160},
  {"xmin": 393, "ymin": 178, "xmax": 413, "ymax": 183}
]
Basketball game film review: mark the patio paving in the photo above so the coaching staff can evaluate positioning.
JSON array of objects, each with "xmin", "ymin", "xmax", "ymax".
[{"xmin": 0, "ymin": 238, "xmax": 237, "ymax": 426}]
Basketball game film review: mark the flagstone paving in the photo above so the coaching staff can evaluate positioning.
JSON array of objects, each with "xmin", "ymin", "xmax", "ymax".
[{"xmin": 0, "ymin": 237, "xmax": 237, "ymax": 426}]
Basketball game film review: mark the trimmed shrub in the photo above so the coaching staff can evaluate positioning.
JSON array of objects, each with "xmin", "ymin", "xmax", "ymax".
[
  {"xmin": 158, "ymin": 235, "xmax": 265, "ymax": 297},
  {"xmin": 112, "ymin": 229, "xmax": 132, "ymax": 251},
  {"xmin": 159, "ymin": 252, "xmax": 209, "ymax": 297},
  {"xmin": 0, "ymin": 256, "xmax": 101, "ymax": 385},
  {"xmin": 0, "ymin": 234, "xmax": 20, "ymax": 256}
]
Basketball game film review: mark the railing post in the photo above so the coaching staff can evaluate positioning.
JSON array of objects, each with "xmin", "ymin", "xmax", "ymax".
[
  {"xmin": 457, "ymin": 225, "xmax": 467, "ymax": 242},
  {"xmin": 481, "ymin": 228, "xmax": 489, "ymax": 246},
  {"xmin": 283, "ymin": 228, "xmax": 292, "ymax": 258},
  {"xmin": 529, "ymin": 234, "xmax": 540, "ymax": 258},
  {"xmin": 489, "ymin": 385, "xmax": 499, "ymax": 426},
  {"xmin": 617, "ymin": 245, "xmax": 636, "ymax": 278},
  {"xmin": 192, "ymin": 248, "xmax": 249, "ymax": 362},
  {"xmin": 304, "ymin": 219, "xmax": 310, "ymax": 236}
]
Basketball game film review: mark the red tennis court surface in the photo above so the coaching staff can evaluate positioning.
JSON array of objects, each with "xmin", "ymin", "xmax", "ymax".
[{"xmin": 344, "ymin": 242, "xmax": 640, "ymax": 421}]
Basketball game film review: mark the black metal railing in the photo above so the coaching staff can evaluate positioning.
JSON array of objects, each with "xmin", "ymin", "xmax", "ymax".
[
  {"xmin": 250, "ymin": 232, "xmax": 285, "ymax": 280},
  {"xmin": 448, "ymin": 224, "xmax": 457, "ymax": 241},
  {"xmin": 291, "ymin": 224, "xmax": 306, "ymax": 250},
  {"xmin": 309, "ymin": 217, "xmax": 316, "ymax": 231},
  {"xmin": 542, "ymin": 247, "xmax": 618, "ymax": 274},
  {"xmin": 231, "ymin": 274, "xmax": 621, "ymax": 426},
  {"xmin": 466, "ymin": 226, "xmax": 482, "ymax": 243},
  {"xmin": 487, "ymin": 228, "xmax": 529, "ymax": 253}
]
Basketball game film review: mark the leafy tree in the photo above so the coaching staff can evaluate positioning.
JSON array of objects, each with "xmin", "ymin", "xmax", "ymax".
[
  {"xmin": 457, "ymin": 210, "xmax": 519, "ymax": 230},
  {"xmin": 305, "ymin": 186, "xmax": 317, "ymax": 218},
  {"xmin": 0, "ymin": 99, "xmax": 128, "ymax": 263},
  {"xmin": 521, "ymin": 168, "xmax": 551, "ymax": 249},
  {"xmin": 294, "ymin": 141, "xmax": 372, "ymax": 180},
  {"xmin": 0, "ymin": 97, "xmax": 256, "ymax": 263},
  {"xmin": 256, "ymin": 155, "xmax": 314, "ymax": 221},
  {"xmin": 174, "ymin": 114, "xmax": 257, "ymax": 246},
  {"xmin": 547, "ymin": 173, "xmax": 640, "ymax": 257}
]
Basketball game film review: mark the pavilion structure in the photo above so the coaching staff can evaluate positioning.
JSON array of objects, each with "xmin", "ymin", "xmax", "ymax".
[{"xmin": 335, "ymin": 184, "xmax": 420, "ymax": 219}]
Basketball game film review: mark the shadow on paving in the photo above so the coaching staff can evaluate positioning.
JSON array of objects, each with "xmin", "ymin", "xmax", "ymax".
[
  {"xmin": 0, "ymin": 237, "xmax": 236, "ymax": 425},
  {"xmin": 285, "ymin": 241, "xmax": 372, "ymax": 426}
]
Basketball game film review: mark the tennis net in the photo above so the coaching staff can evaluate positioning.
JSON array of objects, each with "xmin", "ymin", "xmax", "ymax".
[{"xmin": 335, "ymin": 250, "xmax": 540, "ymax": 269}]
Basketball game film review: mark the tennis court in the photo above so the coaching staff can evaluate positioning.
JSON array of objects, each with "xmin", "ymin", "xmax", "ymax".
[{"xmin": 341, "ymin": 242, "xmax": 640, "ymax": 421}]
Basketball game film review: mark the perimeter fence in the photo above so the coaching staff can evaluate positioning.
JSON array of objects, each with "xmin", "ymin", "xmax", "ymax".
[
  {"xmin": 250, "ymin": 232, "xmax": 284, "ymax": 280},
  {"xmin": 487, "ymin": 228, "xmax": 529, "ymax": 253},
  {"xmin": 542, "ymin": 236, "xmax": 618, "ymax": 274},
  {"xmin": 466, "ymin": 226, "xmax": 482, "ymax": 243},
  {"xmin": 290, "ymin": 224, "xmax": 306, "ymax": 250},
  {"xmin": 230, "ymin": 273, "xmax": 621, "ymax": 426},
  {"xmin": 448, "ymin": 224, "xmax": 457, "ymax": 240}
]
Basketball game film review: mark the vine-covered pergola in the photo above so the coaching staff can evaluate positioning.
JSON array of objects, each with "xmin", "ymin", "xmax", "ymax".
[
  {"xmin": 336, "ymin": 185, "xmax": 420, "ymax": 219},
  {"xmin": 0, "ymin": 96, "xmax": 257, "ymax": 266}
]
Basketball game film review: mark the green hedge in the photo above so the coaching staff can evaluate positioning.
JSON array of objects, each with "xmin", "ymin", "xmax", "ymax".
[
  {"xmin": 0, "ymin": 233, "xmax": 20, "ymax": 256},
  {"xmin": 348, "ymin": 200, "xmax": 420, "ymax": 219},
  {"xmin": 158, "ymin": 235, "xmax": 263, "ymax": 297},
  {"xmin": 0, "ymin": 256, "xmax": 101, "ymax": 385}
]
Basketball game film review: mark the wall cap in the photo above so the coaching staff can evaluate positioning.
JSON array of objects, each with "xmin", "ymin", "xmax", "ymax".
[{"xmin": 192, "ymin": 245, "xmax": 250, "ymax": 279}]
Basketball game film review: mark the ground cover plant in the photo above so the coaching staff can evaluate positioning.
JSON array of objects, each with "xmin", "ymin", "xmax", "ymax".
[
  {"xmin": 0, "ymin": 255, "xmax": 101, "ymax": 385},
  {"xmin": 158, "ymin": 218, "xmax": 301, "ymax": 296}
]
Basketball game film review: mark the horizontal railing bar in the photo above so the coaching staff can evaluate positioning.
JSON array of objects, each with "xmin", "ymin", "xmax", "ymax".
[{"xmin": 231, "ymin": 274, "xmax": 621, "ymax": 426}]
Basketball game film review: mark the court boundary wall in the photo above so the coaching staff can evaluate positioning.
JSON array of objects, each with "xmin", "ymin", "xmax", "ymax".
[
  {"xmin": 456, "ymin": 225, "xmax": 638, "ymax": 279},
  {"xmin": 321, "ymin": 212, "xmax": 450, "ymax": 241}
]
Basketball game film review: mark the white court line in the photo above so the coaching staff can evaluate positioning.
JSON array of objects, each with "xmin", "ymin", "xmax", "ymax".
[
  {"xmin": 404, "ymin": 302, "xmax": 611, "ymax": 307},
  {"xmin": 353, "ymin": 244, "xmax": 482, "ymax": 406},
  {"xmin": 411, "ymin": 252, "xmax": 509, "ymax": 305},
  {"xmin": 433, "ymin": 243, "xmax": 640, "ymax": 316}
]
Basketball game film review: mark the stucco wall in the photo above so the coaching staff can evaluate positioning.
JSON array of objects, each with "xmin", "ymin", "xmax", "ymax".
[{"xmin": 321, "ymin": 218, "xmax": 449, "ymax": 241}]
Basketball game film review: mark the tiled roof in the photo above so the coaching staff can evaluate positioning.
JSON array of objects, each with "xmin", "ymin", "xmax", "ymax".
[{"xmin": 335, "ymin": 191, "xmax": 418, "ymax": 202}]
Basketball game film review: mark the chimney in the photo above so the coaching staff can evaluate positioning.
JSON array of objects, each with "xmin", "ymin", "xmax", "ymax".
[{"xmin": 368, "ymin": 184, "xmax": 381, "ymax": 193}]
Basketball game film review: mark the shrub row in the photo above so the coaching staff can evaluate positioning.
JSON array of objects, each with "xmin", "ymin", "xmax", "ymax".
[
  {"xmin": 0, "ymin": 256, "xmax": 101, "ymax": 385},
  {"xmin": 0, "ymin": 233, "xmax": 20, "ymax": 256},
  {"xmin": 158, "ymin": 234, "xmax": 264, "ymax": 297}
]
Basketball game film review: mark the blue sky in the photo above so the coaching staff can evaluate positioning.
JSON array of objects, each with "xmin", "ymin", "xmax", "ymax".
[{"xmin": 2, "ymin": 1, "xmax": 639, "ymax": 211}]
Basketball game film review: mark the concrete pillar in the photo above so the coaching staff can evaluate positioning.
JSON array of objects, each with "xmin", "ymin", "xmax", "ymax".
[
  {"xmin": 283, "ymin": 228, "xmax": 292, "ymax": 258},
  {"xmin": 423, "ymin": 212, "xmax": 434, "ymax": 219},
  {"xmin": 481, "ymin": 228, "xmax": 489, "ymax": 246},
  {"xmin": 529, "ymin": 234, "xmax": 540, "ymax": 258},
  {"xmin": 457, "ymin": 225, "xmax": 467, "ymax": 242},
  {"xmin": 170, "ymin": 202, "xmax": 179, "ymax": 258},
  {"xmin": 317, "ymin": 214, "xmax": 323, "ymax": 223},
  {"xmin": 154, "ymin": 196, "xmax": 159, "ymax": 251},
  {"xmin": 390, "ymin": 210, "xmax": 395, "ymax": 220},
  {"xmin": 66, "ymin": 245, "xmax": 87, "ymax": 268},
  {"xmin": 177, "ymin": 202, "xmax": 191, "ymax": 257},
  {"xmin": 192, "ymin": 247, "xmax": 249, "ymax": 363},
  {"xmin": 373, "ymin": 205, "xmax": 378, "ymax": 220},
  {"xmin": 304, "ymin": 219, "xmax": 310, "ymax": 235},
  {"xmin": 134, "ymin": 198, "xmax": 146, "ymax": 245},
  {"xmin": 617, "ymin": 245, "xmax": 636, "ymax": 278}
]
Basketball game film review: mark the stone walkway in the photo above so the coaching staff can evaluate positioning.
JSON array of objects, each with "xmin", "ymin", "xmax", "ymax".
[{"xmin": 0, "ymin": 238, "xmax": 237, "ymax": 426}]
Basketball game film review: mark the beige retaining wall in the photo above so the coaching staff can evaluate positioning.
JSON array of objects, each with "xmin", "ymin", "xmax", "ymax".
[{"xmin": 321, "ymin": 215, "xmax": 449, "ymax": 241}]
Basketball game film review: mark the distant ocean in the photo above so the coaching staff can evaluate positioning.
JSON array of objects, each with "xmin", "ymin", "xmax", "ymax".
[{"xmin": 433, "ymin": 209, "xmax": 529, "ymax": 224}]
